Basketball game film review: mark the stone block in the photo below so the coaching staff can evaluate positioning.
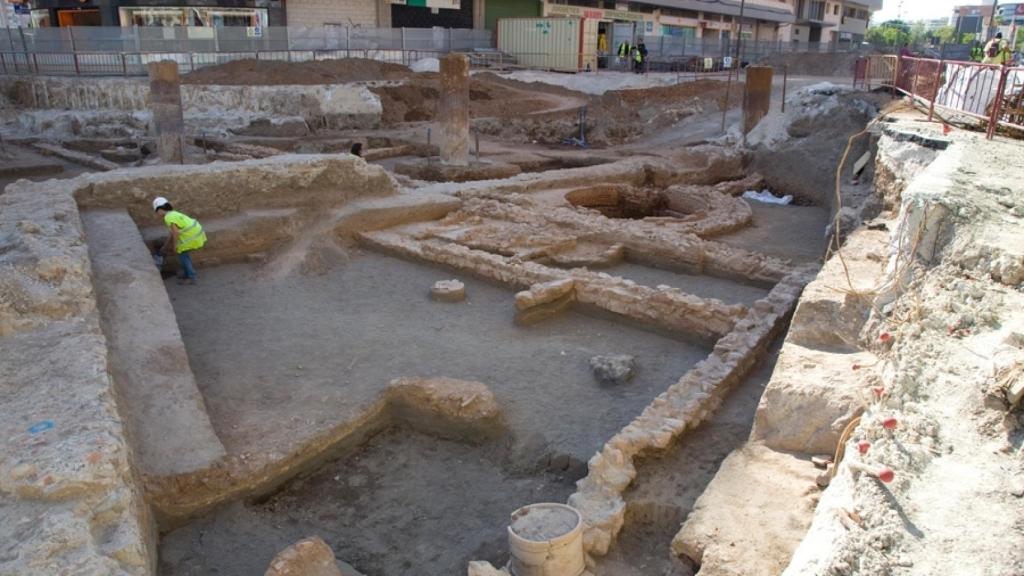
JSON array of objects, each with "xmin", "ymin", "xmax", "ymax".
[
  {"xmin": 431, "ymin": 279, "xmax": 466, "ymax": 302},
  {"xmin": 265, "ymin": 536, "xmax": 343, "ymax": 576}
]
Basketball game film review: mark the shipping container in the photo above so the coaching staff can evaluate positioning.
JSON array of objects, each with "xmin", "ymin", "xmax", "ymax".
[{"xmin": 497, "ymin": 17, "xmax": 598, "ymax": 72}]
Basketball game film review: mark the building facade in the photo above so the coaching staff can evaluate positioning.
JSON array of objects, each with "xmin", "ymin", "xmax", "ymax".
[
  {"xmin": 16, "ymin": 0, "xmax": 882, "ymax": 44},
  {"xmin": 950, "ymin": 3, "xmax": 997, "ymax": 41},
  {"xmin": 789, "ymin": 0, "xmax": 880, "ymax": 44},
  {"xmin": 27, "ymin": 0, "xmax": 282, "ymax": 26}
]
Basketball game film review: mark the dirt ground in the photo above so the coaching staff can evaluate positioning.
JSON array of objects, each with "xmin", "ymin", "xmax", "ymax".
[
  {"xmin": 167, "ymin": 251, "xmax": 717, "ymax": 464},
  {"xmin": 471, "ymin": 79, "xmax": 738, "ymax": 146},
  {"xmin": 159, "ymin": 427, "xmax": 576, "ymax": 576},
  {"xmin": 713, "ymin": 203, "xmax": 830, "ymax": 264},
  {"xmin": 373, "ymin": 72, "xmax": 587, "ymax": 125},
  {"xmin": 182, "ymin": 58, "xmax": 413, "ymax": 85}
]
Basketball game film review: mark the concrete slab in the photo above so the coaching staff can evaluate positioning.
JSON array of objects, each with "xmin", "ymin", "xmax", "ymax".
[{"xmin": 82, "ymin": 209, "xmax": 225, "ymax": 478}]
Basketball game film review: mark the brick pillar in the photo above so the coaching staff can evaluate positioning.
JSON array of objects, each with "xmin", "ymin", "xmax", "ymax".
[
  {"xmin": 439, "ymin": 54, "xmax": 469, "ymax": 166},
  {"xmin": 743, "ymin": 65, "xmax": 773, "ymax": 134},
  {"xmin": 147, "ymin": 60, "xmax": 184, "ymax": 164}
]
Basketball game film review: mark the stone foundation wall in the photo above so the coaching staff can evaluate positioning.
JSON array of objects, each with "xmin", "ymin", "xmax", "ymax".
[
  {"xmin": 0, "ymin": 76, "xmax": 383, "ymax": 129},
  {"xmin": 360, "ymin": 230, "xmax": 747, "ymax": 342},
  {"xmin": 565, "ymin": 264, "xmax": 816, "ymax": 559}
]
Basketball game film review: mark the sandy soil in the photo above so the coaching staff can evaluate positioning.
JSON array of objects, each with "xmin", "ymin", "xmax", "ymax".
[
  {"xmin": 592, "ymin": 340, "xmax": 784, "ymax": 576},
  {"xmin": 713, "ymin": 203, "xmax": 829, "ymax": 264},
  {"xmin": 167, "ymin": 251, "xmax": 711, "ymax": 464},
  {"xmin": 182, "ymin": 58, "xmax": 412, "ymax": 85},
  {"xmin": 159, "ymin": 428, "xmax": 577, "ymax": 576}
]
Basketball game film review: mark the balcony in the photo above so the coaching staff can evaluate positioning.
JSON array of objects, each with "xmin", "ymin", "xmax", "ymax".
[
  {"xmin": 839, "ymin": 16, "xmax": 868, "ymax": 35},
  {"xmin": 795, "ymin": 0, "xmax": 834, "ymax": 26}
]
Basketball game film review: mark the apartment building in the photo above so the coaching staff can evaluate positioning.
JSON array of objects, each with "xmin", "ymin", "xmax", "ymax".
[
  {"xmin": 789, "ymin": 0, "xmax": 880, "ymax": 44},
  {"xmin": 950, "ymin": 4, "xmax": 997, "ymax": 40}
]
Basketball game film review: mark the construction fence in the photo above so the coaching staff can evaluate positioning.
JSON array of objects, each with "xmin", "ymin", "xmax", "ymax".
[
  {"xmin": 0, "ymin": 25, "xmax": 883, "ymax": 77},
  {"xmin": 855, "ymin": 54, "xmax": 1024, "ymax": 139},
  {"xmin": 0, "ymin": 26, "xmax": 495, "ymax": 75}
]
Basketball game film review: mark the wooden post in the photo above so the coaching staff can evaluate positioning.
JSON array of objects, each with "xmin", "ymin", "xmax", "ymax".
[
  {"xmin": 743, "ymin": 65, "xmax": 773, "ymax": 134},
  {"xmin": 148, "ymin": 60, "xmax": 185, "ymax": 164}
]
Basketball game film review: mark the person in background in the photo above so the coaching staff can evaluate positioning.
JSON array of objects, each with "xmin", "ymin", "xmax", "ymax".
[
  {"xmin": 350, "ymin": 142, "xmax": 363, "ymax": 157},
  {"xmin": 983, "ymin": 32, "xmax": 1012, "ymax": 66},
  {"xmin": 617, "ymin": 40, "xmax": 630, "ymax": 68},
  {"xmin": 898, "ymin": 42, "xmax": 913, "ymax": 59},
  {"xmin": 638, "ymin": 41, "xmax": 648, "ymax": 73},
  {"xmin": 153, "ymin": 197, "xmax": 207, "ymax": 286},
  {"xmin": 970, "ymin": 41, "xmax": 984, "ymax": 62}
]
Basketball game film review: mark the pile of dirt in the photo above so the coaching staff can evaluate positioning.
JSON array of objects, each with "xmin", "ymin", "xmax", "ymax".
[
  {"xmin": 372, "ymin": 74, "xmax": 582, "ymax": 125},
  {"xmin": 182, "ymin": 58, "xmax": 413, "ymax": 85},
  {"xmin": 474, "ymin": 79, "xmax": 736, "ymax": 147}
]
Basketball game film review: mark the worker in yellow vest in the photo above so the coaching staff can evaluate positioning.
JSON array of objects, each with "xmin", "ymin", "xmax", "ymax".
[
  {"xmin": 983, "ymin": 32, "xmax": 1011, "ymax": 66},
  {"xmin": 153, "ymin": 197, "xmax": 207, "ymax": 285}
]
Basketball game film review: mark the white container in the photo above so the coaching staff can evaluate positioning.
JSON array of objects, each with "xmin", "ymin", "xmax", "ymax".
[
  {"xmin": 508, "ymin": 503, "xmax": 585, "ymax": 576},
  {"xmin": 497, "ymin": 18, "xmax": 598, "ymax": 73}
]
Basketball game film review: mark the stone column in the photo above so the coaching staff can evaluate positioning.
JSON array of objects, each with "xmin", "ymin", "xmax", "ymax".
[
  {"xmin": 439, "ymin": 54, "xmax": 470, "ymax": 167},
  {"xmin": 743, "ymin": 65, "xmax": 773, "ymax": 135},
  {"xmin": 147, "ymin": 60, "xmax": 185, "ymax": 164}
]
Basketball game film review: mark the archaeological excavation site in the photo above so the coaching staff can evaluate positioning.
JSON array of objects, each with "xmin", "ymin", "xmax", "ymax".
[{"xmin": 2, "ymin": 49, "xmax": 1024, "ymax": 576}]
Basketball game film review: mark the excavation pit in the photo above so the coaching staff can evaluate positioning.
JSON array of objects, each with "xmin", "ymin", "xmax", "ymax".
[
  {"xmin": 2, "ymin": 144, "xmax": 816, "ymax": 576},
  {"xmin": 565, "ymin": 184, "xmax": 668, "ymax": 220}
]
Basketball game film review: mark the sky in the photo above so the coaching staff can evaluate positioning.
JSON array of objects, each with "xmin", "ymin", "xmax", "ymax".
[{"xmin": 872, "ymin": 0, "xmax": 964, "ymax": 23}]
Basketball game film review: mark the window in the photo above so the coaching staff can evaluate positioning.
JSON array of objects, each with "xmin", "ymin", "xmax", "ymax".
[
  {"xmin": 117, "ymin": 6, "xmax": 267, "ymax": 27},
  {"xmin": 834, "ymin": 5, "xmax": 839, "ymax": 15}
]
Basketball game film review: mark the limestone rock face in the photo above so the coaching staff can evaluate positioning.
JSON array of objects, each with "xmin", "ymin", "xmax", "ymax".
[
  {"xmin": 1, "ymin": 183, "xmax": 153, "ymax": 576},
  {"xmin": 589, "ymin": 355, "xmax": 637, "ymax": 385},
  {"xmin": 264, "ymin": 537, "xmax": 342, "ymax": 576},
  {"xmin": 431, "ymin": 279, "xmax": 466, "ymax": 302}
]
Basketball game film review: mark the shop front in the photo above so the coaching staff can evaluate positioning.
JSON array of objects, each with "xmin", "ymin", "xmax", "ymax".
[{"xmin": 28, "ymin": 0, "xmax": 280, "ymax": 26}]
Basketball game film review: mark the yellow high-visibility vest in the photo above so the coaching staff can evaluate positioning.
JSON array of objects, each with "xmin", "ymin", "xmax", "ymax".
[{"xmin": 164, "ymin": 210, "xmax": 207, "ymax": 253}]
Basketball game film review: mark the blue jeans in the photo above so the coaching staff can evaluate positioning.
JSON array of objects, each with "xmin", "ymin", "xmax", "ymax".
[{"xmin": 178, "ymin": 251, "xmax": 197, "ymax": 280}]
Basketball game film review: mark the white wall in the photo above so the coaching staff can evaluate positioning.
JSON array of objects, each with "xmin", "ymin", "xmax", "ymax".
[{"xmin": 286, "ymin": 0, "xmax": 378, "ymax": 27}]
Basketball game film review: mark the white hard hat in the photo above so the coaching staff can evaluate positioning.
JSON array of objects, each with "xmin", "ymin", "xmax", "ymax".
[{"xmin": 152, "ymin": 197, "xmax": 169, "ymax": 212}]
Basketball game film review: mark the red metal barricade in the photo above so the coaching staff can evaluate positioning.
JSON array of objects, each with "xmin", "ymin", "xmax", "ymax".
[{"xmin": 858, "ymin": 54, "xmax": 1024, "ymax": 139}]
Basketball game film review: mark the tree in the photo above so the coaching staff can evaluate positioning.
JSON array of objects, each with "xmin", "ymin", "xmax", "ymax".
[
  {"xmin": 866, "ymin": 19, "xmax": 912, "ymax": 46},
  {"xmin": 933, "ymin": 26, "xmax": 956, "ymax": 45}
]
